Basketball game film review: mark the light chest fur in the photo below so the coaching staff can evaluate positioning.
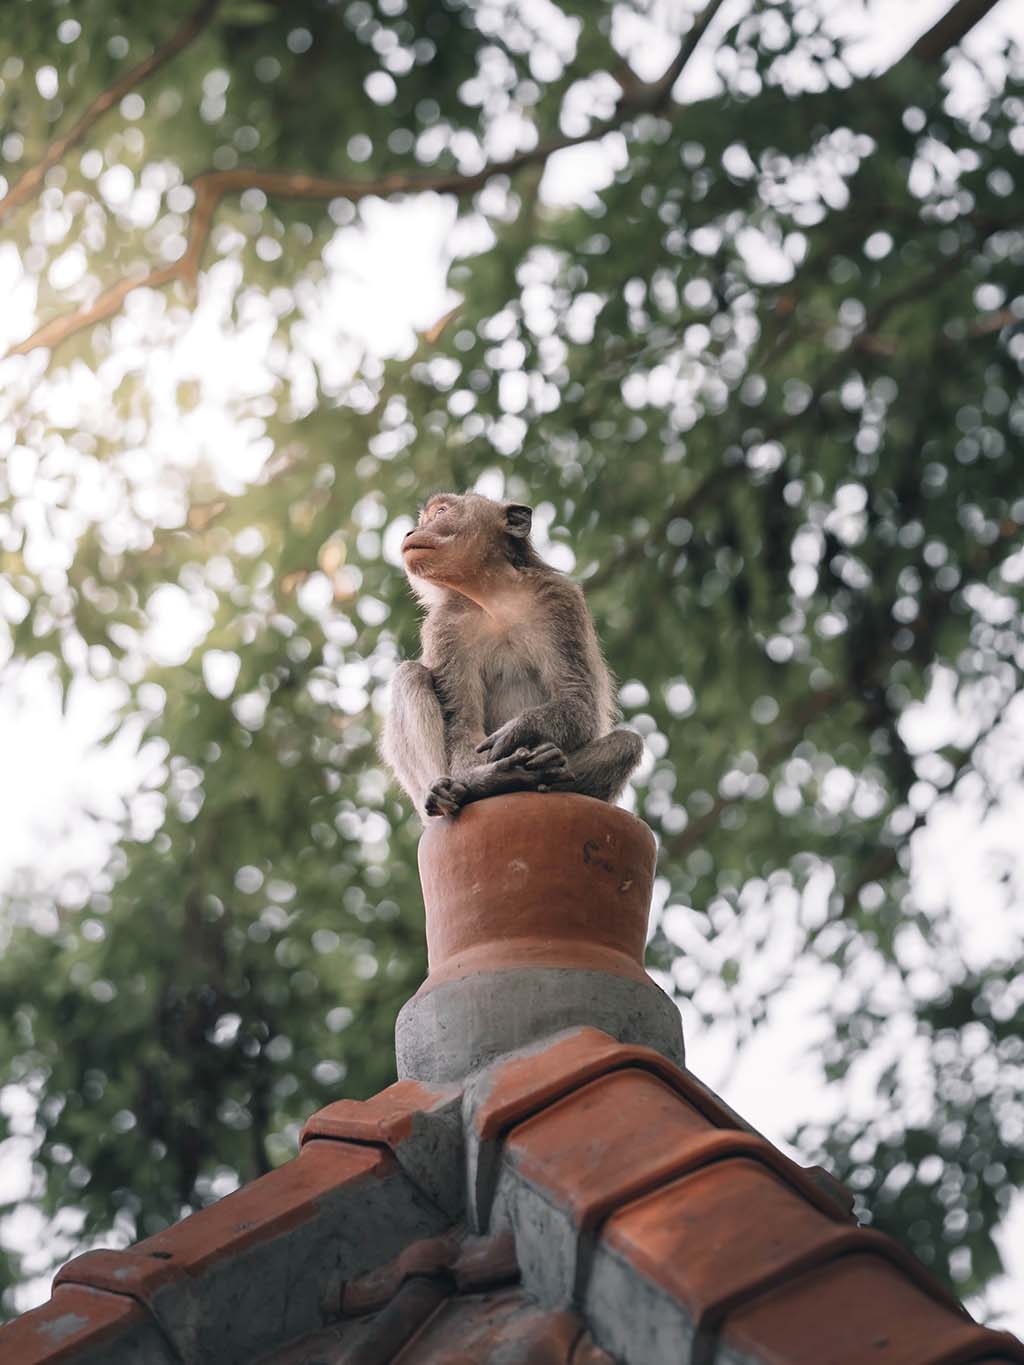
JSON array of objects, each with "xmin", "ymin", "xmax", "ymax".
[{"xmin": 456, "ymin": 605, "xmax": 553, "ymax": 734}]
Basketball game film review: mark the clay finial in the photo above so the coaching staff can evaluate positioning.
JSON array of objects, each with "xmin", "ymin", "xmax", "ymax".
[{"xmin": 395, "ymin": 793, "xmax": 684, "ymax": 1083}]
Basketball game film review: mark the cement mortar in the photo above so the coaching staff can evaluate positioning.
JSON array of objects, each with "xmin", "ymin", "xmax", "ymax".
[{"xmin": 395, "ymin": 967, "xmax": 685, "ymax": 1083}]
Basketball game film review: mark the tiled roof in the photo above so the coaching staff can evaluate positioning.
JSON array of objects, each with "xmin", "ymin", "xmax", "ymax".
[
  {"xmin": 4, "ymin": 1026, "xmax": 1022, "ymax": 1365},
  {"xmin": 4, "ymin": 796, "xmax": 1021, "ymax": 1363}
]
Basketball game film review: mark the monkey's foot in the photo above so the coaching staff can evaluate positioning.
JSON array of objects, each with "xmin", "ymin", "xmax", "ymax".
[
  {"xmin": 453, "ymin": 747, "xmax": 572, "ymax": 804},
  {"xmin": 425, "ymin": 777, "xmax": 469, "ymax": 818}
]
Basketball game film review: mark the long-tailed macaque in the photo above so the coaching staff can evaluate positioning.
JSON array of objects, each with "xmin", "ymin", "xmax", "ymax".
[{"xmin": 381, "ymin": 492, "xmax": 643, "ymax": 820}]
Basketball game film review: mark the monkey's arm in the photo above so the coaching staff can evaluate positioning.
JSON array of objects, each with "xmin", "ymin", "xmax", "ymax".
[
  {"xmin": 382, "ymin": 659, "xmax": 520, "ymax": 820},
  {"xmin": 476, "ymin": 694, "xmax": 595, "ymax": 761},
  {"xmin": 380, "ymin": 661, "xmax": 448, "ymax": 818},
  {"xmin": 428, "ymin": 644, "xmax": 490, "ymax": 779}
]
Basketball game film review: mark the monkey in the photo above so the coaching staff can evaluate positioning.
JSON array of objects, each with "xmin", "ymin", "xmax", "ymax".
[{"xmin": 380, "ymin": 492, "xmax": 643, "ymax": 821}]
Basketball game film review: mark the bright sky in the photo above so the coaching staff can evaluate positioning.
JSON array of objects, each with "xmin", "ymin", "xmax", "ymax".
[{"xmin": 1, "ymin": 0, "xmax": 1022, "ymax": 1330}]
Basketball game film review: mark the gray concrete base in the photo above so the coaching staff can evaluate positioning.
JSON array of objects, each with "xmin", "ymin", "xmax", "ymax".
[{"xmin": 395, "ymin": 968, "xmax": 685, "ymax": 1084}]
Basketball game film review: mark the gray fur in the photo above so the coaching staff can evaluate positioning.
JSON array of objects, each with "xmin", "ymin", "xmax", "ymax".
[{"xmin": 380, "ymin": 493, "xmax": 643, "ymax": 822}]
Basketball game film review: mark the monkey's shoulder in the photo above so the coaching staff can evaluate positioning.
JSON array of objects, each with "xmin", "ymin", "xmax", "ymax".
[{"xmin": 519, "ymin": 568, "xmax": 591, "ymax": 615}]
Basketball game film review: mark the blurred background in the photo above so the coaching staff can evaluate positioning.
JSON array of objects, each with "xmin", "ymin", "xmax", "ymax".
[{"xmin": 1, "ymin": 0, "xmax": 1022, "ymax": 1330}]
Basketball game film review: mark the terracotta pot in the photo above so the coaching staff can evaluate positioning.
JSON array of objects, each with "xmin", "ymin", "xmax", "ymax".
[{"xmin": 416, "ymin": 792, "xmax": 657, "ymax": 985}]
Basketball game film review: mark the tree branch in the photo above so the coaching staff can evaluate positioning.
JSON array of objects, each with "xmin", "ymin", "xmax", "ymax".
[
  {"xmin": 585, "ymin": 462, "xmax": 735, "ymax": 591},
  {"xmin": 588, "ymin": 241, "xmax": 982, "ymax": 595},
  {"xmin": 5, "ymin": 0, "xmax": 726, "ymax": 359},
  {"xmin": 0, "ymin": 0, "xmax": 220, "ymax": 229},
  {"xmin": 6, "ymin": 0, "xmax": 1006, "ymax": 360},
  {"xmin": 652, "ymin": 483, "xmax": 1021, "ymax": 870},
  {"xmin": 613, "ymin": 0, "xmax": 730, "ymax": 112},
  {"xmin": 6, "ymin": 143, "xmax": 595, "ymax": 356},
  {"xmin": 908, "ymin": 0, "xmax": 1005, "ymax": 64}
]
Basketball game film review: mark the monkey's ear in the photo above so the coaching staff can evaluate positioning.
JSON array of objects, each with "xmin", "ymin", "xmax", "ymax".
[{"xmin": 505, "ymin": 503, "xmax": 533, "ymax": 538}]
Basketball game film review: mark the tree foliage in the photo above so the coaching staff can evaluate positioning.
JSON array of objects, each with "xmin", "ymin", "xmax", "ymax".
[{"xmin": 1, "ymin": 0, "xmax": 1022, "ymax": 1318}]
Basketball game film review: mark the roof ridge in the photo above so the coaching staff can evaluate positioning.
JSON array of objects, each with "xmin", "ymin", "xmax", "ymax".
[
  {"xmin": 4, "ymin": 1022, "xmax": 1023, "ymax": 1363},
  {"xmin": 472, "ymin": 1028, "xmax": 1024, "ymax": 1365},
  {"xmin": 3, "ymin": 1137, "xmax": 452, "ymax": 1364}
]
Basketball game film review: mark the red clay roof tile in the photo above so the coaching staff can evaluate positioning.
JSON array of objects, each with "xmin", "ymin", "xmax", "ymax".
[
  {"xmin": 301, "ymin": 1075, "xmax": 466, "ymax": 1221},
  {"xmin": 5, "ymin": 1007, "xmax": 1023, "ymax": 1364},
  {"xmin": 506, "ymin": 1069, "xmax": 711, "ymax": 1223},
  {"xmin": 489, "ymin": 1036, "xmax": 1024, "ymax": 1363},
  {"xmin": 125, "ymin": 1138, "xmax": 393, "ymax": 1275},
  {"xmin": 7, "ymin": 1038, "xmax": 1024, "ymax": 1365},
  {"xmin": 340, "ymin": 1227, "xmax": 519, "ymax": 1317},
  {"xmin": 453, "ymin": 1228, "xmax": 519, "ymax": 1292},
  {"xmin": 265, "ymin": 1286, "xmax": 593, "ymax": 1365},
  {"xmin": 392, "ymin": 1286, "xmax": 581, "ymax": 1364},
  {"xmin": 0, "ymin": 1283, "xmax": 169, "ymax": 1364},
  {"xmin": 721, "ymin": 1253, "xmax": 1015, "ymax": 1365},
  {"xmin": 48, "ymin": 1137, "xmax": 453, "ymax": 1364},
  {"xmin": 341, "ymin": 1232, "xmax": 462, "ymax": 1316},
  {"xmin": 347, "ymin": 1276, "xmax": 453, "ymax": 1365},
  {"xmin": 600, "ymin": 1158, "xmax": 975, "ymax": 1342},
  {"xmin": 505, "ymin": 1070, "xmax": 852, "ymax": 1238},
  {"xmin": 464, "ymin": 1025, "xmax": 857, "ymax": 1239},
  {"xmin": 300, "ymin": 1077, "xmax": 461, "ymax": 1148},
  {"xmin": 569, "ymin": 1331, "xmax": 618, "ymax": 1364},
  {"xmin": 602, "ymin": 1156, "xmax": 845, "ymax": 1319},
  {"xmin": 471, "ymin": 1025, "xmax": 741, "ymax": 1142},
  {"xmin": 53, "ymin": 1243, "xmax": 186, "ymax": 1306}
]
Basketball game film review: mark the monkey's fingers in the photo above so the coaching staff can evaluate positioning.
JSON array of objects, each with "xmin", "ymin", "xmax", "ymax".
[
  {"xmin": 490, "ymin": 731, "xmax": 529, "ymax": 761},
  {"xmin": 475, "ymin": 734, "xmax": 497, "ymax": 753},
  {"xmin": 523, "ymin": 744, "xmax": 567, "ymax": 770},
  {"xmin": 489, "ymin": 748, "xmax": 531, "ymax": 771}
]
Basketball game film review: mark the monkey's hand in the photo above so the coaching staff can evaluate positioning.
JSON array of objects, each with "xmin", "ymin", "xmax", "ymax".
[
  {"xmin": 521, "ymin": 742, "xmax": 574, "ymax": 792},
  {"xmin": 475, "ymin": 715, "xmax": 547, "ymax": 762},
  {"xmin": 424, "ymin": 777, "xmax": 468, "ymax": 818}
]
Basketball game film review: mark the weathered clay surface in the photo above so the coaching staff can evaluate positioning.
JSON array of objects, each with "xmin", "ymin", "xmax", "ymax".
[
  {"xmin": 53, "ymin": 1141, "xmax": 449, "ymax": 1365},
  {"xmin": 417, "ymin": 791, "xmax": 657, "ymax": 985},
  {"xmin": 0, "ymin": 1283, "xmax": 175, "ymax": 1365}
]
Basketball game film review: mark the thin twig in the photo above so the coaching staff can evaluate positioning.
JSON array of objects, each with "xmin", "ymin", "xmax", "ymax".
[
  {"xmin": 585, "ymin": 463, "xmax": 735, "ymax": 591},
  {"xmin": 0, "ymin": 0, "xmax": 220, "ymax": 228},
  {"xmin": 588, "ymin": 244, "xmax": 980, "ymax": 594},
  {"xmin": 613, "ymin": 0, "xmax": 730, "ymax": 112}
]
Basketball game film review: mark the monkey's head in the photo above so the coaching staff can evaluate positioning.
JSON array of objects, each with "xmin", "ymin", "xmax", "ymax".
[{"xmin": 401, "ymin": 492, "xmax": 537, "ymax": 597}]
